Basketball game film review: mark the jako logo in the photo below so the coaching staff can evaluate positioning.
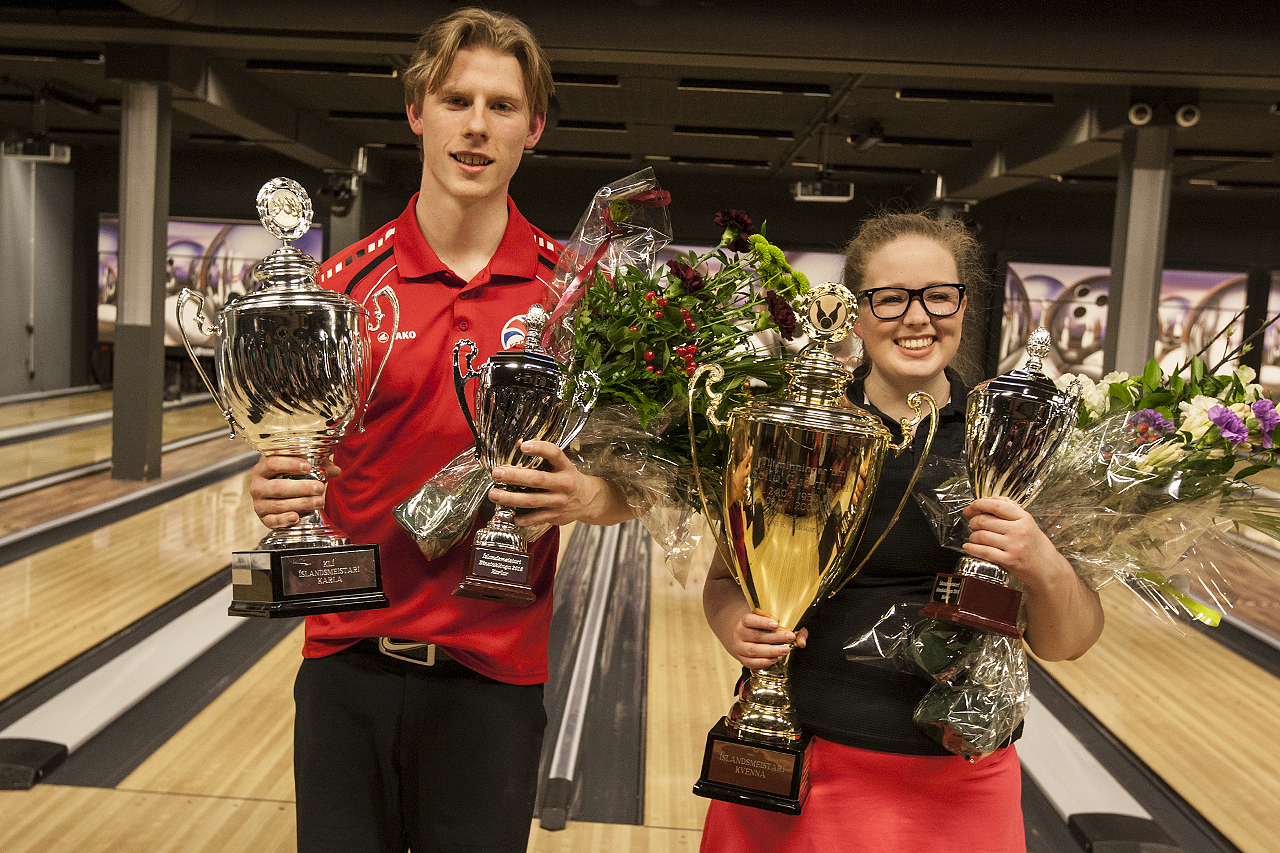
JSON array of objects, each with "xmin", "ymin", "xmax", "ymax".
[
  {"xmin": 394, "ymin": 330, "xmax": 416, "ymax": 340},
  {"xmin": 501, "ymin": 314, "xmax": 528, "ymax": 349}
]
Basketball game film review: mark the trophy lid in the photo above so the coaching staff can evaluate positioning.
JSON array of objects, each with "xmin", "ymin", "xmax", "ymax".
[
  {"xmin": 251, "ymin": 178, "xmax": 322, "ymax": 291},
  {"xmin": 741, "ymin": 283, "xmax": 888, "ymax": 439},
  {"xmin": 974, "ymin": 326, "xmax": 1075, "ymax": 408}
]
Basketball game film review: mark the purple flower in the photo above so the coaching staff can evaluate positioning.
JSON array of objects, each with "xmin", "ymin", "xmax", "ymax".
[
  {"xmin": 764, "ymin": 289, "xmax": 797, "ymax": 340},
  {"xmin": 714, "ymin": 209, "xmax": 756, "ymax": 253},
  {"xmin": 666, "ymin": 259, "xmax": 705, "ymax": 294},
  {"xmin": 1126, "ymin": 409, "xmax": 1174, "ymax": 444},
  {"xmin": 1254, "ymin": 399, "xmax": 1279, "ymax": 449},
  {"xmin": 1209, "ymin": 405, "xmax": 1249, "ymax": 446}
]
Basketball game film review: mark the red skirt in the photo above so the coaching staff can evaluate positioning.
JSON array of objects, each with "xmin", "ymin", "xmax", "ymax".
[{"xmin": 700, "ymin": 737, "xmax": 1025, "ymax": 853}]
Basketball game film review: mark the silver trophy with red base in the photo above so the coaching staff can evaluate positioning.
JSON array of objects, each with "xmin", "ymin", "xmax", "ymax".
[
  {"xmin": 920, "ymin": 328, "xmax": 1079, "ymax": 637},
  {"xmin": 452, "ymin": 304, "xmax": 598, "ymax": 605}
]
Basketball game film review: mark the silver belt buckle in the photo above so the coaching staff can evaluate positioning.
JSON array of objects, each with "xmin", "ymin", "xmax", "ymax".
[{"xmin": 378, "ymin": 637, "xmax": 436, "ymax": 666}]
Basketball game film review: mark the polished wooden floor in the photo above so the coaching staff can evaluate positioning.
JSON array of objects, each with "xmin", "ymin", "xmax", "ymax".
[{"xmin": 1, "ymin": 393, "xmax": 1279, "ymax": 852}]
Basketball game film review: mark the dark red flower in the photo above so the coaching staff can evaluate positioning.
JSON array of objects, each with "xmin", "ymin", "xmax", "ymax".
[
  {"xmin": 666, "ymin": 259, "xmax": 706, "ymax": 294},
  {"xmin": 764, "ymin": 289, "xmax": 798, "ymax": 340},
  {"xmin": 714, "ymin": 209, "xmax": 756, "ymax": 253}
]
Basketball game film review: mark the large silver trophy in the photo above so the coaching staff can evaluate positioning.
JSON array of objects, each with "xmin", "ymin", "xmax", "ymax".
[
  {"xmin": 176, "ymin": 177, "xmax": 399, "ymax": 618},
  {"xmin": 689, "ymin": 283, "xmax": 938, "ymax": 815},
  {"xmin": 452, "ymin": 304, "xmax": 598, "ymax": 606},
  {"xmin": 920, "ymin": 327, "xmax": 1079, "ymax": 637}
]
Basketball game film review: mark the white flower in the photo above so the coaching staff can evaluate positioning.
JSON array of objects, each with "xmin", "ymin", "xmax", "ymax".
[
  {"xmin": 1234, "ymin": 364, "xmax": 1257, "ymax": 385},
  {"xmin": 1100, "ymin": 370, "xmax": 1130, "ymax": 386},
  {"xmin": 1178, "ymin": 395, "xmax": 1221, "ymax": 443}
]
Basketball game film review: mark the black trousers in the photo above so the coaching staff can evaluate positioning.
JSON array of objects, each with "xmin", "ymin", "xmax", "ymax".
[{"xmin": 293, "ymin": 640, "xmax": 547, "ymax": 853}]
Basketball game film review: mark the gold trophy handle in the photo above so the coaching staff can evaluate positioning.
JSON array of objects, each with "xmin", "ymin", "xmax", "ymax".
[
  {"xmin": 358, "ymin": 284, "xmax": 400, "ymax": 432},
  {"xmin": 174, "ymin": 288, "xmax": 240, "ymax": 438},
  {"xmin": 688, "ymin": 363, "xmax": 740, "ymax": 577},
  {"xmin": 831, "ymin": 390, "xmax": 939, "ymax": 595}
]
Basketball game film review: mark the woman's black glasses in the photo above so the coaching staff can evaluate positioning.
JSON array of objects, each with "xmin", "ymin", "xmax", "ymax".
[{"xmin": 856, "ymin": 284, "xmax": 965, "ymax": 320}]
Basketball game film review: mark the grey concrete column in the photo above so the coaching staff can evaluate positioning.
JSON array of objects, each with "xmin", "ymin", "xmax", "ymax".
[
  {"xmin": 1103, "ymin": 124, "xmax": 1174, "ymax": 376},
  {"xmin": 111, "ymin": 81, "xmax": 171, "ymax": 480}
]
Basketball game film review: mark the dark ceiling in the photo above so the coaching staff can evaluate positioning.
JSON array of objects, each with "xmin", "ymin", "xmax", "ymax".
[{"xmin": 2, "ymin": 0, "xmax": 1280, "ymax": 221}]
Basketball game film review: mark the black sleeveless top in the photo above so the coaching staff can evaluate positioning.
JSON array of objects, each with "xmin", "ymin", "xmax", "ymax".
[{"xmin": 788, "ymin": 369, "xmax": 970, "ymax": 756}]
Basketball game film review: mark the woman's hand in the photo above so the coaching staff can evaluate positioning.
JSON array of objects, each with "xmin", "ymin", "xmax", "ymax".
[
  {"xmin": 703, "ymin": 550, "xmax": 808, "ymax": 670},
  {"xmin": 725, "ymin": 610, "xmax": 808, "ymax": 670},
  {"xmin": 249, "ymin": 455, "xmax": 340, "ymax": 529},
  {"xmin": 488, "ymin": 440, "xmax": 635, "ymax": 528},
  {"xmin": 962, "ymin": 496, "xmax": 1062, "ymax": 588},
  {"xmin": 963, "ymin": 495, "xmax": 1104, "ymax": 661}
]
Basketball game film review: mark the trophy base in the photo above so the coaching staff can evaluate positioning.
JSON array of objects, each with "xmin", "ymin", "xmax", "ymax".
[
  {"xmin": 229, "ymin": 543, "xmax": 389, "ymax": 619},
  {"xmin": 693, "ymin": 718, "xmax": 812, "ymax": 815},
  {"xmin": 453, "ymin": 543, "xmax": 535, "ymax": 607},
  {"xmin": 920, "ymin": 573, "xmax": 1023, "ymax": 638}
]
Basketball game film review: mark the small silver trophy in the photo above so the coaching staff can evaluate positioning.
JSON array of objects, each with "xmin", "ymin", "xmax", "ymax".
[
  {"xmin": 452, "ymin": 304, "xmax": 598, "ymax": 606},
  {"xmin": 176, "ymin": 177, "xmax": 399, "ymax": 618},
  {"xmin": 920, "ymin": 327, "xmax": 1080, "ymax": 637}
]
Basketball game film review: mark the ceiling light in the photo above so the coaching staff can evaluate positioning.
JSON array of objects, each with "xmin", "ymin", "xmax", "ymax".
[
  {"xmin": 0, "ymin": 47, "xmax": 102, "ymax": 63},
  {"xmin": 557, "ymin": 120, "xmax": 628, "ymax": 132},
  {"xmin": 651, "ymin": 153, "xmax": 771, "ymax": 169},
  {"xmin": 1177, "ymin": 149, "xmax": 1273, "ymax": 162},
  {"xmin": 678, "ymin": 78, "xmax": 830, "ymax": 97},
  {"xmin": 329, "ymin": 110, "xmax": 406, "ymax": 122},
  {"xmin": 246, "ymin": 60, "xmax": 397, "ymax": 78},
  {"xmin": 877, "ymin": 135, "xmax": 972, "ymax": 149},
  {"xmin": 896, "ymin": 87, "xmax": 1053, "ymax": 106},
  {"xmin": 527, "ymin": 149, "xmax": 632, "ymax": 161},
  {"xmin": 674, "ymin": 125, "xmax": 794, "ymax": 140},
  {"xmin": 553, "ymin": 73, "xmax": 620, "ymax": 87}
]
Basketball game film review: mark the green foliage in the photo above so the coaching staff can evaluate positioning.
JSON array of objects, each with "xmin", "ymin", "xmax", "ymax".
[{"xmin": 569, "ymin": 227, "xmax": 809, "ymax": 490}]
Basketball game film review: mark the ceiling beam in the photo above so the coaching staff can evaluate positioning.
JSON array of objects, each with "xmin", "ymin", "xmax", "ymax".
[
  {"xmin": 173, "ymin": 60, "xmax": 360, "ymax": 171},
  {"xmin": 934, "ymin": 96, "xmax": 1130, "ymax": 203}
]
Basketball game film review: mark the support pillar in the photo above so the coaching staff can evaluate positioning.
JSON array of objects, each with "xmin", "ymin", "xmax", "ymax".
[
  {"xmin": 1103, "ymin": 124, "xmax": 1174, "ymax": 376},
  {"xmin": 111, "ymin": 80, "xmax": 171, "ymax": 480}
]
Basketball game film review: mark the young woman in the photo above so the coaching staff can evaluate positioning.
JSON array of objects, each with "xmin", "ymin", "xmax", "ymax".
[{"xmin": 700, "ymin": 212, "xmax": 1104, "ymax": 853}]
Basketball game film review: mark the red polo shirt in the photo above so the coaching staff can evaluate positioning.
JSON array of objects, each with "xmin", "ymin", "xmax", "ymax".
[{"xmin": 304, "ymin": 195, "xmax": 563, "ymax": 684}]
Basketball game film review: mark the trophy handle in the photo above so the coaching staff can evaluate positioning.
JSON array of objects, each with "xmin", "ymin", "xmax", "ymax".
[
  {"xmin": 453, "ymin": 339, "xmax": 482, "ymax": 449},
  {"xmin": 175, "ymin": 287, "xmax": 240, "ymax": 437},
  {"xmin": 556, "ymin": 369, "xmax": 600, "ymax": 448},
  {"xmin": 357, "ymin": 284, "xmax": 400, "ymax": 432},
  {"xmin": 687, "ymin": 363, "xmax": 740, "ymax": 576},
  {"xmin": 832, "ymin": 390, "xmax": 939, "ymax": 594}
]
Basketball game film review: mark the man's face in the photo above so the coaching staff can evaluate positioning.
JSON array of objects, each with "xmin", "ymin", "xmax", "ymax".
[{"xmin": 407, "ymin": 47, "xmax": 545, "ymax": 206}]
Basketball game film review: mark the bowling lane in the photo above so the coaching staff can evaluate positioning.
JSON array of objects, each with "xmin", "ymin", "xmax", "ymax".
[
  {"xmin": 0, "ymin": 401, "xmax": 234, "ymax": 490},
  {"xmin": 1036, "ymin": 584, "xmax": 1280, "ymax": 853},
  {"xmin": 0, "ymin": 470, "xmax": 262, "ymax": 701}
]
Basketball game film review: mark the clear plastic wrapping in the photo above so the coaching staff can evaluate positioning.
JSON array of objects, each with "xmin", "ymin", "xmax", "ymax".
[{"xmin": 844, "ymin": 604, "xmax": 1029, "ymax": 760}]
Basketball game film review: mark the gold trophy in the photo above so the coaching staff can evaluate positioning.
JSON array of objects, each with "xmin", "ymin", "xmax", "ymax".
[{"xmin": 689, "ymin": 282, "xmax": 938, "ymax": 814}]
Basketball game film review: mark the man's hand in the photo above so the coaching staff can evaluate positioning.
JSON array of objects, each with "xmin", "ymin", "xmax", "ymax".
[
  {"xmin": 249, "ymin": 455, "xmax": 341, "ymax": 529},
  {"xmin": 487, "ymin": 439, "xmax": 633, "ymax": 528}
]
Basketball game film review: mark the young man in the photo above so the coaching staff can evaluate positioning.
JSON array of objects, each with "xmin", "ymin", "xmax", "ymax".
[{"xmin": 249, "ymin": 9, "xmax": 633, "ymax": 852}]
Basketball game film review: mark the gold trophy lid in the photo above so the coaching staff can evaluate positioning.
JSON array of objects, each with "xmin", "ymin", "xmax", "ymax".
[{"xmin": 741, "ymin": 282, "xmax": 888, "ymax": 439}]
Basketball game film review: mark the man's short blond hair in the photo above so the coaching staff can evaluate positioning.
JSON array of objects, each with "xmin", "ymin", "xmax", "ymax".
[{"xmin": 403, "ymin": 7, "xmax": 553, "ymax": 118}]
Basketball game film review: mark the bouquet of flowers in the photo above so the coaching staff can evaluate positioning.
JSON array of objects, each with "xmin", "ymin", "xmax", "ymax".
[
  {"xmin": 848, "ymin": 346, "xmax": 1280, "ymax": 760},
  {"xmin": 545, "ymin": 169, "xmax": 811, "ymax": 582},
  {"xmin": 1036, "ymin": 355, "xmax": 1280, "ymax": 623}
]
